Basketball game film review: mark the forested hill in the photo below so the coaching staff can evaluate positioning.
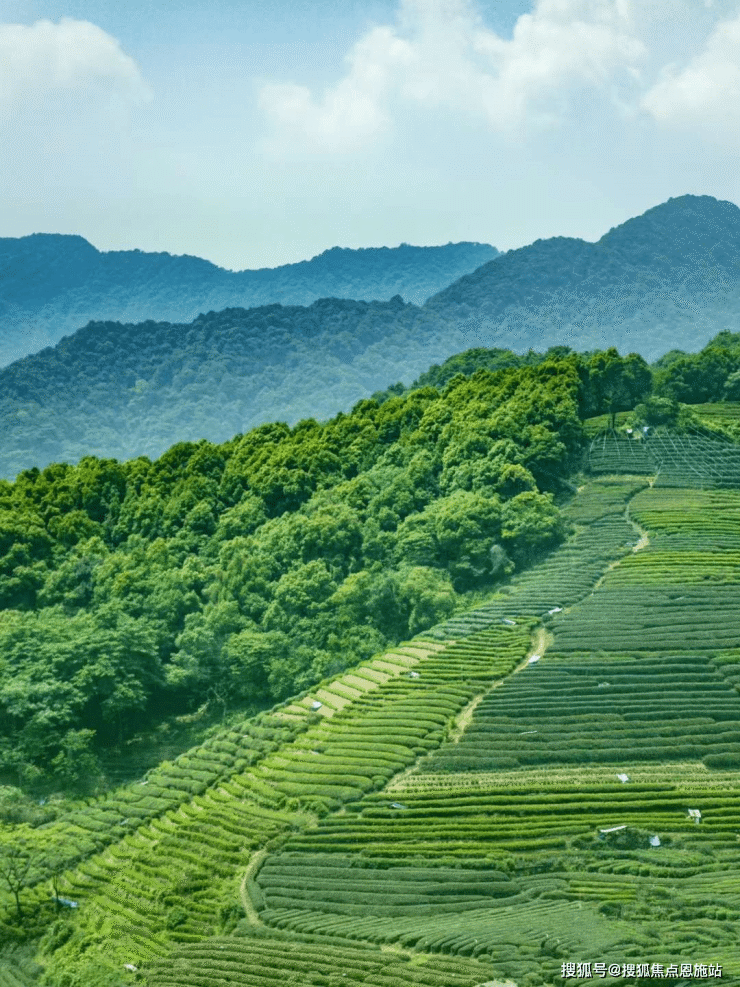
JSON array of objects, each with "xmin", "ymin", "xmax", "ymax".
[
  {"xmin": 0, "ymin": 236, "xmax": 498, "ymax": 366},
  {"xmin": 0, "ymin": 297, "xmax": 440, "ymax": 479},
  {"xmin": 0, "ymin": 355, "xmax": 589, "ymax": 791},
  {"xmin": 4, "ymin": 194, "xmax": 740, "ymax": 479},
  {"xmin": 425, "ymin": 194, "xmax": 740, "ymax": 360},
  {"xmin": 3, "ymin": 307, "xmax": 740, "ymax": 482}
]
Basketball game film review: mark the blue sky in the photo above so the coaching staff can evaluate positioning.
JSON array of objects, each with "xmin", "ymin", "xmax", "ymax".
[{"xmin": 2, "ymin": 0, "xmax": 739, "ymax": 269}]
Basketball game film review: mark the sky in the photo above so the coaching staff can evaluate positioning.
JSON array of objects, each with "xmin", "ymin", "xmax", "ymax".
[{"xmin": 2, "ymin": 0, "xmax": 740, "ymax": 270}]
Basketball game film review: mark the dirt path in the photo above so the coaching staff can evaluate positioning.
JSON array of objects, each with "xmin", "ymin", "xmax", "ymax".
[
  {"xmin": 524, "ymin": 625, "xmax": 552, "ymax": 665},
  {"xmin": 625, "ymin": 504, "xmax": 650, "ymax": 554},
  {"xmin": 239, "ymin": 848, "xmax": 268, "ymax": 927},
  {"xmin": 593, "ymin": 497, "xmax": 650, "ymax": 590},
  {"xmin": 449, "ymin": 694, "xmax": 484, "ymax": 744},
  {"xmin": 389, "ymin": 624, "xmax": 553, "ymax": 792}
]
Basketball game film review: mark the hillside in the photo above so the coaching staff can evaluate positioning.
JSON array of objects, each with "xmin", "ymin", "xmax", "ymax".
[
  {"xmin": 0, "ymin": 236, "xmax": 499, "ymax": 367},
  {"xmin": 4, "ymin": 454, "xmax": 740, "ymax": 983},
  {"xmin": 0, "ymin": 356, "xmax": 586, "ymax": 791},
  {"xmin": 0, "ymin": 352, "xmax": 591, "ymax": 979},
  {"xmin": 0, "ymin": 300, "xmax": 578, "ymax": 481},
  {"xmin": 4, "ymin": 196, "xmax": 740, "ymax": 479},
  {"xmin": 425, "ymin": 194, "xmax": 740, "ymax": 361}
]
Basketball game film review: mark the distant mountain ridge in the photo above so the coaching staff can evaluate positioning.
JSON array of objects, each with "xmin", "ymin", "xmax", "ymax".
[
  {"xmin": 3, "ymin": 193, "xmax": 740, "ymax": 478},
  {"xmin": 425, "ymin": 195, "xmax": 740, "ymax": 358},
  {"xmin": 0, "ymin": 235, "xmax": 499, "ymax": 366}
]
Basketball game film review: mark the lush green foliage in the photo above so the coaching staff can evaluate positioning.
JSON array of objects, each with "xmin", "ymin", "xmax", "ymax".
[
  {"xmin": 0, "ymin": 313, "xmax": 587, "ymax": 481},
  {"xmin": 372, "ymin": 346, "xmax": 557, "ymax": 402},
  {"xmin": 4, "ymin": 305, "xmax": 740, "ymax": 986},
  {"xmin": 0, "ymin": 359, "xmax": 582, "ymax": 787},
  {"xmin": 654, "ymin": 330, "xmax": 740, "ymax": 417}
]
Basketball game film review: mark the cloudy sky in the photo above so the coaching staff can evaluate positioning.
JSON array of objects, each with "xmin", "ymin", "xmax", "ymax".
[{"xmin": 2, "ymin": 0, "xmax": 739, "ymax": 269}]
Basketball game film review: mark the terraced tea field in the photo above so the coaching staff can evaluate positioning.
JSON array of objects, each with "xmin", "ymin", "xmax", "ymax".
[
  {"xmin": 588, "ymin": 430, "xmax": 740, "ymax": 487},
  {"xmin": 252, "ymin": 483, "xmax": 740, "ymax": 986},
  {"xmin": 3, "ymin": 479, "xmax": 740, "ymax": 986},
  {"xmin": 690, "ymin": 402, "xmax": 740, "ymax": 429},
  {"xmin": 429, "ymin": 479, "xmax": 645, "ymax": 638}
]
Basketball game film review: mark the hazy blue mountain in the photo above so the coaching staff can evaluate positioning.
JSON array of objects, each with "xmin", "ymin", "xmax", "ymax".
[
  {"xmin": 3, "ymin": 194, "xmax": 740, "ymax": 478},
  {"xmin": 425, "ymin": 194, "xmax": 740, "ymax": 361},
  {"xmin": 0, "ymin": 236, "xmax": 499, "ymax": 366},
  {"xmin": 0, "ymin": 297, "xmax": 433, "ymax": 478}
]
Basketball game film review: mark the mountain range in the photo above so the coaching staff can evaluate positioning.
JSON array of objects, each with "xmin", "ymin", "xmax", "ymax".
[
  {"xmin": 425, "ymin": 193, "xmax": 740, "ymax": 358},
  {"xmin": 2, "ymin": 193, "xmax": 740, "ymax": 479},
  {"xmin": 0, "ymin": 236, "xmax": 499, "ymax": 367}
]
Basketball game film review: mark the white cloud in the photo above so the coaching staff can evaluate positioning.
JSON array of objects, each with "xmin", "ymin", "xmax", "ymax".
[
  {"xmin": 257, "ymin": 0, "xmax": 648, "ymax": 152},
  {"xmin": 258, "ymin": 25, "xmax": 411, "ymax": 152},
  {"xmin": 0, "ymin": 17, "xmax": 151, "ymax": 115},
  {"xmin": 641, "ymin": 10, "xmax": 740, "ymax": 134}
]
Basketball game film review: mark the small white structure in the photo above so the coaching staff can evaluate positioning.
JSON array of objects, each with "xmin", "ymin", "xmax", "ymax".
[
  {"xmin": 650, "ymin": 836, "xmax": 661, "ymax": 848},
  {"xmin": 616, "ymin": 773, "xmax": 630, "ymax": 784},
  {"xmin": 548, "ymin": 607, "xmax": 563, "ymax": 615},
  {"xmin": 519, "ymin": 730, "xmax": 538, "ymax": 736},
  {"xmin": 390, "ymin": 802, "xmax": 407, "ymax": 810},
  {"xmin": 55, "ymin": 897, "xmax": 79, "ymax": 909},
  {"xmin": 311, "ymin": 700, "xmax": 323, "ymax": 711},
  {"xmin": 528, "ymin": 655, "xmax": 541, "ymax": 664},
  {"xmin": 597, "ymin": 682, "xmax": 610, "ymax": 689},
  {"xmin": 124, "ymin": 965, "xmax": 138, "ymax": 973},
  {"xmin": 599, "ymin": 825, "xmax": 627, "ymax": 835},
  {"xmin": 688, "ymin": 808, "xmax": 702, "ymax": 824},
  {"xmin": 502, "ymin": 618, "xmax": 516, "ymax": 626},
  {"xmin": 408, "ymin": 671, "xmax": 420, "ymax": 679}
]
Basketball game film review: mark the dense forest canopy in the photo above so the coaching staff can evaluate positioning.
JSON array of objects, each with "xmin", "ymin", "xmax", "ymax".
[
  {"xmin": 0, "ymin": 351, "xmax": 655, "ymax": 794},
  {"xmin": 652, "ymin": 331, "xmax": 740, "ymax": 404}
]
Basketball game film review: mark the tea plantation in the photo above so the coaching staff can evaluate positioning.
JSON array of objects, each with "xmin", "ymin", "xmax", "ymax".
[
  {"xmin": 589, "ymin": 431, "xmax": 740, "ymax": 487},
  {"xmin": 2, "ymin": 478, "xmax": 740, "ymax": 985}
]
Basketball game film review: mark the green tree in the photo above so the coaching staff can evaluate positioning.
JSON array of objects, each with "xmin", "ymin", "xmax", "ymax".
[
  {"xmin": 586, "ymin": 349, "xmax": 652, "ymax": 426},
  {"xmin": 398, "ymin": 565, "xmax": 456, "ymax": 635},
  {"xmin": 724, "ymin": 369, "xmax": 740, "ymax": 401},
  {"xmin": 167, "ymin": 601, "xmax": 246, "ymax": 693},
  {"xmin": 426, "ymin": 490, "xmax": 503, "ymax": 589},
  {"xmin": 50, "ymin": 728, "xmax": 102, "ymax": 792},
  {"xmin": 262, "ymin": 561, "xmax": 338, "ymax": 632},
  {"xmin": 0, "ymin": 839, "xmax": 33, "ymax": 920},
  {"xmin": 501, "ymin": 491, "xmax": 565, "ymax": 566},
  {"xmin": 222, "ymin": 628, "xmax": 280, "ymax": 702}
]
